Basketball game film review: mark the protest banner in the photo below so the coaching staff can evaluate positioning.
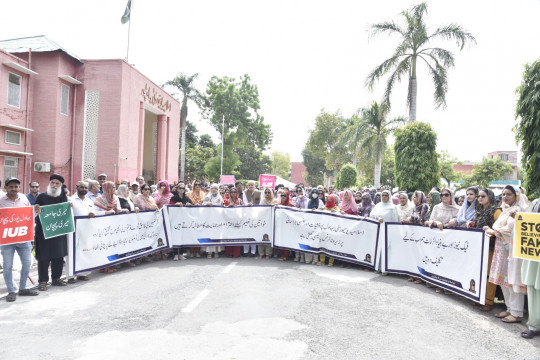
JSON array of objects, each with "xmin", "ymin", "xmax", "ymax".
[
  {"xmin": 0, "ymin": 206, "xmax": 34, "ymax": 245},
  {"xmin": 259, "ymin": 174, "xmax": 276, "ymax": 189},
  {"xmin": 384, "ymin": 223, "xmax": 489, "ymax": 303},
  {"xmin": 220, "ymin": 175, "xmax": 235, "ymax": 185},
  {"xmin": 71, "ymin": 209, "xmax": 170, "ymax": 274},
  {"xmin": 168, "ymin": 205, "xmax": 273, "ymax": 247},
  {"xmin": 38, "ymin": 202, "xmax": 75, "ymax": 239},
  {"xmin": 273, "ymin": 207, "xmax": 381, "ymax": 268},
  {"xmin": 514, "ymin": 212, "xmax": 540, "ymax": 262}
]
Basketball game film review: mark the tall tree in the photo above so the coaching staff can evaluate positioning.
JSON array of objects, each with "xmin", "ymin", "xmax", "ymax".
[
  {"xmin": 438, "ymin": 150, "xmax": 461, "ymax": 186},
  {"xmin": 365, "ymin": 2, "xmax": 475, "ymax": 122},
  {"xmin": 302, "ymin": 148, "xmax": 327, "ymax": 187},
  {"xmin": 354, "ymin": 102, "xmax": 405, "ymax": 187},
  {"xmin": 270, "ymin": 151, "xmax": 291, "ymax": 180},
  {"xmin": 394, "ymin": 122, "xmax": 439, "ymax": 193},
  {"xmin": 202, "ymin": 75, "xmax": 272, "ymax": 178},
  {"xmin": 164, "ymin": 73, "xmax": 206, "ymax": 181},
  {"xmin": 335, "ymin": 164, "xmax": 359, "ymax": 190},
  {"xmin": 515, "ymin": 60, "xmax": 540, "ymax": 199}
]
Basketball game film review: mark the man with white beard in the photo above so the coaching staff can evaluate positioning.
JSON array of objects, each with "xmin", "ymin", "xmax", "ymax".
[{"xmin": 34, "ymin": 174, "xmax": 70, "ymax": 291}]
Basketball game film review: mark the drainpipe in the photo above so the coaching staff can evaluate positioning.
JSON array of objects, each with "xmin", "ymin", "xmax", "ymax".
[
  {"xmin": 23, "ymin": 48, "xmax": 32, "ymax": 193},
  {"xmin": 70, "ymin": 76, "xmax": 78, "ymax": 191}
]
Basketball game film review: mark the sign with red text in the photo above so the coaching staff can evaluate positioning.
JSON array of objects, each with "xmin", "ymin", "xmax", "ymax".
[
  {"xmin": 259, "ymin": 174, "xmax": 276, "ymax": 189},
  {"xmin": 0, "ymin": 206, "xmax": 35, "ymax": 245}
]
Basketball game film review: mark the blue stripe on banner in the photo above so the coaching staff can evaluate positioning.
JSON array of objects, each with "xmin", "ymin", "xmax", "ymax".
[
  {"xmin": 107, "ymin": 254, "xmax": 120, "ymax": 261},
  {"xmin": 417, "ymin": 266, "xmax": 463, "ymax": 289},
  {"xmin": 299, "ymin": 243, "xmax": 320, "ymax": 251},
  {"xmin": 197, "ymin": 238, "xmax": 212, "ymax": 243}
]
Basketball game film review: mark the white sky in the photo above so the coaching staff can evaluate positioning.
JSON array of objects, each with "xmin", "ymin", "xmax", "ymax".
[{"xmin": 2, "ymin": 0, "xmax": 538, "ymax": 163}]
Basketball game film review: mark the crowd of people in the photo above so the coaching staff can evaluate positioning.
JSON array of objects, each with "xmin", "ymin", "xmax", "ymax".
[{"xmin": 0, "ymin": 174, "xmax": 539, "ymax": 340}]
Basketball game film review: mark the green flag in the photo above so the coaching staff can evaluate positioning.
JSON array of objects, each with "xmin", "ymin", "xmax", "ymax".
[
  {"xmin": 39, "ymin": 202, "xmax": 75, "ymax": 239},
  {"xmin": 121, "ymin": 0, "xmax": 131, "ymax": 24}
]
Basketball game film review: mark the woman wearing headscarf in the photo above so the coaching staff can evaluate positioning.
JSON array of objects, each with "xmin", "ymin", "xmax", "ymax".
[
  {"xmin": 373, "ymin": 192, "xmax": 382, "ymax": 204},
  {"xmin": 452, "ymin": 187, "xmax": 478, "ymax": 227},
  {"xmin": 370, "ymin": 190, "xmax": 399, "ymax": 223},
  {"xmin": 486, "ymin": 185, "xmax": 528, "ymax": 323},
  {"xmin": 358, "ymin": 192, "xmax": 375, "ymax": 217},
  {"xmin": 134, "ymin": 184, "xmax": 159, "ymax": 211},
  {"xmin": 426, "ymin": 190, "xmax": 440, "ymax": 220},
  {"xmin": 339, "ymin": 190, "xmax": 358, "ymax": 215},
  {"xmin": 308, "ymin": 188, "xmax": 324, "ymax": 210},
  {"xmin": 354, "ymin": 191, "xmax": 362, "ymax": 205},
  {"xmin": 224, "ymin": 187, "xmax": 244, "ymax": 258},
  {"xmin": 467, "ymin": 188, "xmax": 501, "ymax": 311},
  {"xmin": 202, "ymin": 184, "xmax": 224, "ymax": 258},
  {"xmin": 258, "ymin": 188, "xmax": 277, "ymax": 259},
  {"xmin": 405, "ymin": 190, "xmax": 429, "ymax": 225},
  {"xmin": 318, "ymin": 189, "xmax": 326, "ymax": 205},
  {"xmin": 153, "ymin": 180, "xmax": 173, "ymax": 210},
  {"xmin": 117, "ymin": 184, "xmax": 138, "ymax": 213},
  {"xmin": 426, "ymin": 188, "xmax": 460, "ymax": 230},
  {"xmin": 521, "ymin": 197, "xmax": 540, "ymax": 339},
  {"xmin": 317, "ymin": 195, "xmax": 340, "ymax": 267},
  {"xmin": 169, "ymin": 184, "xmax": 192, "ymax": 261},
  {"xmin": 277, "ymin": 191, "xmax": 294, "ymax": 261},
  {"xmin": 396, "ymin": 192, "xmax": 414, "ymax": 222},
  {"xmin": 188, "ymin": 179, "xmax": 204, "ymax": 205}
]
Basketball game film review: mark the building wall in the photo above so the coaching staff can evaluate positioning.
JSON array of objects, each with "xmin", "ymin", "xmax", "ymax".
[
  {"xmin": 0, "ymin": 49, "xmax": 31, "ymax": 190},
  {"xmin": 291, "ymin": 162, "xmax": 306, "ymax": 185},
  {"xmin": 487, "ymin": 150, "xmax": 518, "ymax": 180}
]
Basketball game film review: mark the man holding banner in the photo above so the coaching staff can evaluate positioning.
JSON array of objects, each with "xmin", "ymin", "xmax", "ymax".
[
  {"xmin": 0, "ymin": 177, "xmax": 38, "ymax": 302},
  {"xmin": 34, "ymin": 174, "xmax": 70, "ymax": 291}
]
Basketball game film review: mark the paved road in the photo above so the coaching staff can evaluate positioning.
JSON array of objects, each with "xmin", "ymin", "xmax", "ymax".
[{"xmin": 1, "ymin": 257, "xmax": 539, "ymax": 359}]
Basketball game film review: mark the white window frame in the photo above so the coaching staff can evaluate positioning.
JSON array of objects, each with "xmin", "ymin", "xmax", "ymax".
[
  {"xmin": 60, "ymin": 83, "xmax": 70, "ymax": 116},
  {"xmin": 4, "ymin": 156, "xmax": 19, "ymax": 180},
  {"xmin": 5, "ymin": 130, "xmax": 21, "ymax": 145},
  {"xmin": 499, "ymin": 154, "xmax": 509, "ymax": 161},
  {"xmin": 7, "ymin": 72, "xmax": 22, "ymax": 108}
]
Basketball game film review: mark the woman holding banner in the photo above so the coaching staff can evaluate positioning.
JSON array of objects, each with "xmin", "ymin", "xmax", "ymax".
[
  {"xmin": 396, "ymin": 192, "xmax": 414, "ymax": 221},
  {"xmin": 224, "ymin": 188, "xmax": 244, "ymax": 258},
  {"xmin": 370, "ymin": 190, "xmax": 399, "ymax": 273},
  {"xmin": 202, "ymin": 184, "xmax": 224, "ymax": 258},
  {"xmin": 317, "ymin": 195, "xmax": 340, "ymax": 267},
  {"xmin": 339, "ymin": 190, "xmax": 358, "ymax": 215},
  {"xmin": 277, "ymin": 191, "xmax": 293, "ymax": 261},
  {"xmin": 452, "ymin": 187, "xmax": 478, "ymax": 227},
  {"xmin": 521, "ymin": 198, "xmax": 540, "ymax": 339},
  {"xmin": 404, "ymin": 190, "xmax": 429, "ymax": 284},
  {"xmin": 469, "ymin": 188, "xmax": 501, "ymax": 311},
  {"xmin": 487, "ymin": 185, "xmax": 528, "ymax": 324},
  {"xmin": 187, "ymin": 180, "xmax": 204, "ymax": 258},
  {"xmin": 425, "ymin": 188, "xmax": 460, "ymax": 231},
  {"xmin": 259, "ymin": 188, "xmax": 277, "ymax": 259},
  {"xmin": 358, "ymin": 192, "xmax": 375, "ymax": 217}
]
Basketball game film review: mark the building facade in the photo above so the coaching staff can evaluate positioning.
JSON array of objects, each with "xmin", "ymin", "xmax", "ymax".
[{"xmin": 0, "ymin": 36, "xmax": 180, "ymax": 192}]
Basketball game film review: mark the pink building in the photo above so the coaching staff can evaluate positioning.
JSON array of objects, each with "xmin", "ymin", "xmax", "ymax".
[
  {"xmin": 453, "ymin": 151, "xmax": 518, "ymax": 181},
  {"xmin": 0, "ymin": 36, "xmax": 180, "ymax": 192},
  {"xmin": 291, "ymin": 162, "xmax": 307, "ymax": 185}
]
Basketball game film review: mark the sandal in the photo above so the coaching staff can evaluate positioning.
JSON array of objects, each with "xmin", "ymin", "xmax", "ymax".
[
  {"xmin": 76, "ymin": 276, "xmax": 90, "ymax": 281},
  {"xmin": 521, "ymin": 330, "xmax": 540, "ymax": 339},
  {"xmin": 67, "ymin": 278, "xmax": 77, "ymax": 284},
  {"xmin": 407, "ymin": 277, "xmax": 415, "ymax": 282},
  {"xmin": 413, "ymin": 279, "xmax": 424, "ymax": 284},
  {"xmin": 478, "ymin": 305, "xmax": 492, "ymax": 312},
  {"xmin": 51, "ymin": 279, "xmax": 67, "ymax": 286},
  {"xmin": 38, "ymin": 282, "xmax": 48, "ymax": 291},
  {"xmin": 502, "ymin": 315, "xmax": 523, "ymax": 323},
  {"xmin": 100, "ymin": 268, "xmax": 115, "ymax": 274},
  {"xmin": 494, "ymin": 311, "xmax": 511, "ymax": 318},
  {"xmin": 278, "ymin": 257, "xmax": 287, "ymax": 261}
]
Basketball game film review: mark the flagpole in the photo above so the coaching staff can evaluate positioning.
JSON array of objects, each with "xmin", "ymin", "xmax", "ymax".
[{"xmin": 126, "ymin": 0, "xmax": 132, "ymax": 61}]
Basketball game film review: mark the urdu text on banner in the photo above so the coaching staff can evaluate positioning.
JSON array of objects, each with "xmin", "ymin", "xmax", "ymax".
[
  {"xmin": 168, "ymin": 205, "xmax": 274, "ymax": 247},
  {"xmin": 38, "ymin": 202, "xmax": 75, "ymax": 239},
  {"xmin": 384, "ymin": 222, "xmax": 489, "ymax": 303},
  {"xmin": 273, "ymin": 206, "xmax": 381, "ymax": 268},
  {"xmin": 71, "ymin": 209, "xmax": 170, "ymax": 274}
]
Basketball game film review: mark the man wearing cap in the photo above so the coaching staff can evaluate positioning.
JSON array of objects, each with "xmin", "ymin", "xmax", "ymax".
[
  {"xmin": 34, "ymin": 174, "xmax": 70, "ymax": 291},
  {"xmin": 0, "ymin": 177, "xmax": 39, "ymax": 302},
  {"xmin": 97, "ymin": 173, "xmax": 107, "ymax": 194},
  {"xmin": 129, "ymin": 182, "xmax": 140, "ymax": 203}
]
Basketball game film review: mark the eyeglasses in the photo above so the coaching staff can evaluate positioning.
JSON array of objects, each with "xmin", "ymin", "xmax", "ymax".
[
  {"xmin": 230, "ymin": 191, "xmax": 238, "ymax": 193},
  {"xmin": 296, "ymin": 190, "xmax": 302, "ymax": 193},
  {"xmin": 441, "ymin": 193, "xmax": 451, "ymax": 197},
  {"xmin": 194, "ymin": 183, "xmax": 201, "ymax": 186},
  {"xmin": 31, "ymin": 186, "xmax": 39, "ymax": 188},
  {"xmin": 178, "ymin": 187, "xmax": 185, "ymax": 190},
  {"xmin": 382, "ymin": 194, "xmax": 389, "ymax": 197},
  {"xmin": 265, "ymin": 191, "xmax": 271, "ymax": 194},
  {"xmin": 280, "ymin": 195, "xmax": 287, "ymax": 198},
  {"xmin": 160, "ymin": 184, "xmax": 167, "ymax": 187},
  {"xmin": 478, "ymin": 195, "xmax": 487, "ymax": 198}
]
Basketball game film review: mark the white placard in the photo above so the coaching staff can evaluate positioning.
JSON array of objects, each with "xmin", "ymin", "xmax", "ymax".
[
  {"xmin": 385, "ymin": 222, "xmax": 489, "ymax": 303},
  {"xmin": 71, "ymin": 210, "xmax": 170, "ymax": 274},
  {"xmin": 273, "ymin": 206, "xmax": 381, "ymax": 268},
  {"xmin": 168, "ymin": 205, "xmax": 274, "ymax": 247}
]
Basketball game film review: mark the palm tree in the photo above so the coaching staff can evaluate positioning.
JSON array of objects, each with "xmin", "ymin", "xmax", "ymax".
[
  {"xmin": 356, "ymin": 102, "xmax": 405, "ymax": 187},
  {"xmin": 365, "ymin": 2, "xmax": 475, "ymax": 122},
  {"xmin": 164, "ymin": 73, "xmax": 206, "ymax": 181},
  {"xmin": 338, "ymin": 114, "xmax": 363, "ymax": 168}
]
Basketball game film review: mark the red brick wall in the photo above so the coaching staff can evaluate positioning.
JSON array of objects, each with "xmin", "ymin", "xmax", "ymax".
[{"xmin": 291, "ymin": 162, "xmax": 306, "ymax": 185}]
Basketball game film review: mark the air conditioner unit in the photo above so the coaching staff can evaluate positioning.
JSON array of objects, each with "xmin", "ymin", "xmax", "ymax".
[{"xmin": 34, "ymin": 162, "xmax": 51, "ymax": 172}]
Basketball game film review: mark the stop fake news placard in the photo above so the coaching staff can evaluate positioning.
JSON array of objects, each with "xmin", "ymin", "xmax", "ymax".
[{"xmin": 514, "ymin": 212, "xmax": 540, "ymax": 262}]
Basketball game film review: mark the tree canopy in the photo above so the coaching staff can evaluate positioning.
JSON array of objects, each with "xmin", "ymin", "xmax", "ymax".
[
  {"xmin": 271, "ymin": 151, "xmax": 291, "ymax": 180},
  {"xmin": 365, "ymin": 2, "xmax": 475, "ymax": 122},
  {"xmin": 462, "ymin": 157, "xmax": 514, "ymax": 189}
]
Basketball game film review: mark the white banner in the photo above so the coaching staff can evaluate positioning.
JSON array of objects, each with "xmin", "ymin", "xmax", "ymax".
[
  {"xmin": 273, "ymin": 207, "xmax": 381, "ymax": 268},
  {"xmin": 384, "ymin": 223, "xmax": 489, "ymax": 303},
  {"xmin": 71, "ymin": 210, "xmax": 170, "ymax": 274},
  {"xmin": 168, "ymin": 205, "xmax": 274, "ymax": 247}
]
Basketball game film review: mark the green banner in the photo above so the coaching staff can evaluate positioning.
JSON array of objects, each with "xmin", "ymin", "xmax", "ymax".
[{"xmin": 39, "ymin": 202, "xmax": 75, "ymax": 239}]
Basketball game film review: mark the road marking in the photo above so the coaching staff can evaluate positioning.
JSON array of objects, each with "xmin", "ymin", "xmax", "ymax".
[
  {"xmin": 181, "ymin": 289, "xmax": 211, "ymax": 313},
  {"xmin": 222, "ymin": 262, "xmax": 238, "ymax": 274}
]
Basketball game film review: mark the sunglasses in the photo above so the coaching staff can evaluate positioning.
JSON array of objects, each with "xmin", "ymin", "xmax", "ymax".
[
  {"xmin": 478, "ymin": 195, "xmax": 487, "ymax": 198},
  {"xmin": 178, "ymin": 187, "xmax": 185, "ymax": 190},
  {"xmin": 31, "ymin": 186, "xmax": 39, "ymax": 188},
  {"xmin": 230, "ymin": 191, "xmax": 238, "ymax": 193},
  {"xmin": 194, "ymin": 183, "xmax": 201, "ymax": 186},
  {"xmin": 265, "ymin": 191, "xmax": 271, "ymax": 194},
  {"xmin": 441, "ymin": 193, "xmax": 451, "ymax": 197},
  {"xmin": 280, "ymin": 195, "xmax": 287, "ymax": 197}
]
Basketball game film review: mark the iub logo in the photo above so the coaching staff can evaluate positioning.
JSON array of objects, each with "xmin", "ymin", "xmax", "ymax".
[{"xmin": 3, "ymin": 226, "xmax": 28, "ymax": 238}]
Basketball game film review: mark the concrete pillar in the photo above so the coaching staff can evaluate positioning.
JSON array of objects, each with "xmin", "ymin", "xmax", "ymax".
[
  {"xmin": 137, "ymin": 102, "xmax": 145, "ymax": 176},
  {"xmin": 165, "ymin": 116, "xmax": 170, "ymax": 180},
  {"xmin": 156, "ymin": 114, "xmax": 167, "ymax": 181}
]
